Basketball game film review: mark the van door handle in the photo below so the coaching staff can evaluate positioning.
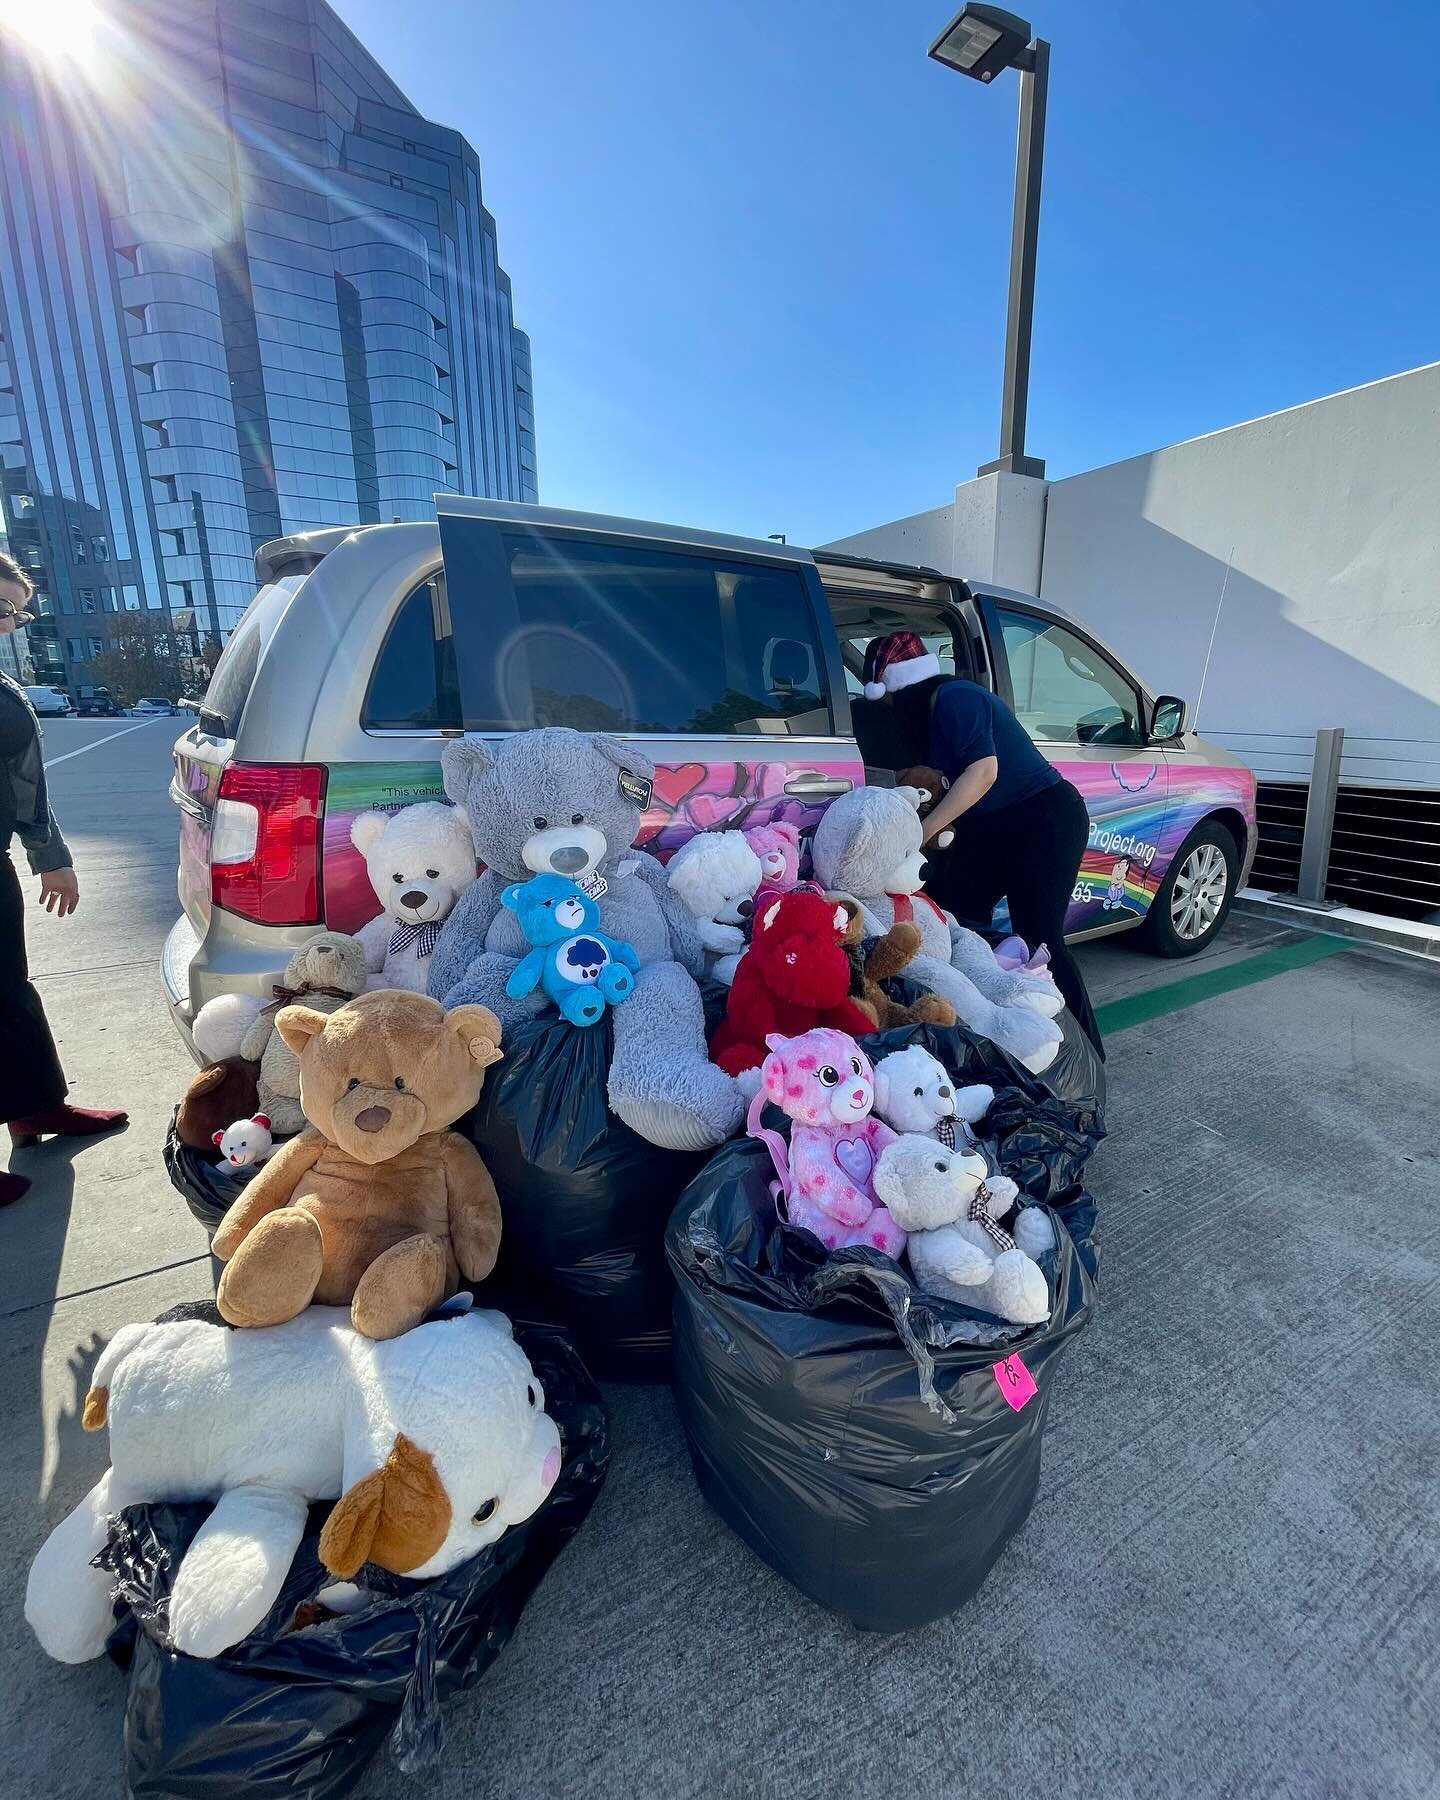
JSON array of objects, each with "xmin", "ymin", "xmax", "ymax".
[{"xmin": 784, "ymin": 774, "xmax": 854, "ymax": 798}]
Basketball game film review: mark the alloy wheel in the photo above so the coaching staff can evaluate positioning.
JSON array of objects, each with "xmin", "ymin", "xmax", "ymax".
[{"xmin": 1170, "ymin": 842, "xmax": 1229, "ymax": 941}]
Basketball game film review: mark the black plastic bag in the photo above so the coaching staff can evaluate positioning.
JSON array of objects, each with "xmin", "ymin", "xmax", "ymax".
[
  {"xmin": 102, "ymin": 1320, "xmax": 608, "ymax": 1800},
  {"xmin": 667, "ymin": 1022, "xmax": 1099, "ymax": 1632},
  {"xmin": 461, "ymin": 1008, "xmax": 711, "ymax": 1381}
]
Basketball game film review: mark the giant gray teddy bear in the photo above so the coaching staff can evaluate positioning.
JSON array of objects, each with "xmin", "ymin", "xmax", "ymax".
[{"xmin": 427, "ymin": 728, "xmax": 744, "ymax": 1152}]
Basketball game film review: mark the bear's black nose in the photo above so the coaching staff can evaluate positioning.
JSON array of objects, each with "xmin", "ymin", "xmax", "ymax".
[
  {"xmin": 355, "ymin": 1106, "xmax": 391, "ymax": 1133},
  {"xmin": 938, "ymin": 1084, "xmax": 951, "ymax": 1099},
  {"xmin": 736, "ymin": 898, "xmax": 754, "ymax": 918},
  {"xmin": 549, "ymin": 845, "xmax": 588, "ymax": 874},
  {"xmin": 401, "ymin": 889, "xmax": 426, "ymax": 909}
]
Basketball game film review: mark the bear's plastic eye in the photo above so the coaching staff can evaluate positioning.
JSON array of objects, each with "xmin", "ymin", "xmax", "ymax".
[
  {"xmin": 570, "ymin": 812, "xmax": 584, "ymax": 825},
  {"xmin": 526, "ymin": 1384, "xmax": 537, "ymax": 1407},
  {"xmin": 543, "ymin": 898, "xmax": 553, "ymax": 907},
  {"xmin": 472, "ymin": 1498, "xmax": 497, "ymax": 1525},
  {"xmin": 346, "ymin": 1078, "xmax": 361, "ymax": 1092},
  {"xmin": 425, "ymin": 868, "xmax": 439, "ymax": 879},
  {"xmin": 914, "ymin": 1085, "xmax": 924, "ymax": 1097},
  {"xmin": 392, "ymin": 873, "xmax": 403, "ymax": 884},
  {"xmin": 532, "ymin": 816, "xmax": 548, "ymax": 831},
  {"xmin": 818, "ymin": 1065, "xmax": 839, "ymax": 1087},
  {"xmin": 935, "ymin": 1160, "xmax": 948, "ymax": 1173},
  {"xmin": 394, "ymin": 1076, "xmax": 406, "ymax": 1091},
  {"xmin": 851, "ymin": 1057, "xmax": 863, "ymax": 1075}
]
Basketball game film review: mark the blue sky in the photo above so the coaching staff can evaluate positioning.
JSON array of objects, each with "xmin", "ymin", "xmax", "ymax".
[{"xmin": 336, "ymin": 0, "xmax": 1440, "ymax": 547}]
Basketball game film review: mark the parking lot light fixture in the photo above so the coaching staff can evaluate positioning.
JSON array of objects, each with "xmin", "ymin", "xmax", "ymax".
[{"xmin": 928, "ymin": 5, "xmax": 1049, "ymax": 479}]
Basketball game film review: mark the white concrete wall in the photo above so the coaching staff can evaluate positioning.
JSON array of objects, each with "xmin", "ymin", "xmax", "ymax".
[{"xmin": 822, "ymin": 362, "xmax": 1440, "ymax": 788}]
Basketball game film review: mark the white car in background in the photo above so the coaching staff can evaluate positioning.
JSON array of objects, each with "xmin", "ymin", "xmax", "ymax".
[
  {"xmin": 25, "ymin": 685, "xmax": 72, "ymax": 716},
  {"xmin": 131, "ymin": 696, "xmax": 179, "ymax": 717}
]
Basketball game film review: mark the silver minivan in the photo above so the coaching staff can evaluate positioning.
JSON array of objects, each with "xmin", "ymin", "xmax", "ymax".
[{"xmin": 165, "ymin": 498, "xmax": 1257, "ymax": 1049}]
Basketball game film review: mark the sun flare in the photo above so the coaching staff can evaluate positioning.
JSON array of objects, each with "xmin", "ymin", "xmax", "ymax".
[{"xmin": 0, "ymin": 0, "xmax": 108, "ymax": 74}]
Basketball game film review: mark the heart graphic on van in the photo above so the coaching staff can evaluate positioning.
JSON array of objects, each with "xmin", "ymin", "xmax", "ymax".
[
  {"xmin": 650, "ymin": 764, "xmax": 707, "ymax": 812},
  {"xmin": 687, "ymin": 794, "xmax": 741, "ymax": 829}
]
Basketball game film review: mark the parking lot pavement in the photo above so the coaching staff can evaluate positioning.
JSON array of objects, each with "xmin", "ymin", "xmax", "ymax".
[{"xmin": 5, "ymin": 720, "xmax": 1438, "ymax": 1800}]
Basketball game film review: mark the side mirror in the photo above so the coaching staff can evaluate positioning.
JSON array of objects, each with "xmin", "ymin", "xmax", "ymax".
[{"xmin": 1150, "ymin": 695, "xmax": 1187, "ymax": 742}]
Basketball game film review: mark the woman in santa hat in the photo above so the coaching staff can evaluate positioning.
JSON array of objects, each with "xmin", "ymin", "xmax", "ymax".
[{"xmin": 859, "ymin": 630, "xmax": 1100, "ymax": 1055}]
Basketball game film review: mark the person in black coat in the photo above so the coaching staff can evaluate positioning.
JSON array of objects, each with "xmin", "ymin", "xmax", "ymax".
[{"xmin": 1, "ymin": 552, "xmax": 126, "ymax": 1205}]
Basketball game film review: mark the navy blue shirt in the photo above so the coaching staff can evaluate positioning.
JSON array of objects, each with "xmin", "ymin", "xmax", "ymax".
[{"xmin": 928, "ymin": 678, "xmax": 1062, "ymax": 820}]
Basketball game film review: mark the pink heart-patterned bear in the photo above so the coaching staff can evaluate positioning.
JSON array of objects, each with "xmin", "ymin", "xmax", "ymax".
[{"xmin": 746, "ymin": 1028, "xmax": 907, "ymax": 1258}]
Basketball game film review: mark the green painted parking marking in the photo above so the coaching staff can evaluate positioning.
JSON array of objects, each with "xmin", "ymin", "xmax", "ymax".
[{"xmin": 1095, "ymin": 932, "xmax": 1352, "ymax": 1035}]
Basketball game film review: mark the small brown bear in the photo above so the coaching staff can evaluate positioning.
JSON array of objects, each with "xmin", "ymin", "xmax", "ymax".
[
  {"xmin": 175, "ymin": 1056, "xmax": 261, "ymax": 1152},
  {"xmin": 212, "ymin": 990, "xmax": 505, "ymax": 1340},
  {"xmin": 830, "ymin": 894, "xmax": 958, "ymax": 1033}
]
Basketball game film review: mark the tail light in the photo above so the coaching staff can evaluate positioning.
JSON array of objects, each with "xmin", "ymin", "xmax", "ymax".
[{"xmin": 211, "ymin": 763, "xmax": 326, "ymax": 925}]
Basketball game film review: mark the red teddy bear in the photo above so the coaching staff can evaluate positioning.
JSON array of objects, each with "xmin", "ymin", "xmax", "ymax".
[{"xmin": 710, "ymin": 886, "xmax": 877, "ymax": 1077}]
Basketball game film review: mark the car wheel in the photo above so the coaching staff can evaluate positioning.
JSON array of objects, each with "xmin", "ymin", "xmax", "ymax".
[{"xmin": 1141, "ymin": 820, "xmax": 1239, "ymax": 958}]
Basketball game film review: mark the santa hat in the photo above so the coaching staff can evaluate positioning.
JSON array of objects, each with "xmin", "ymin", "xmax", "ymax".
[{"xmin": 862, "ymin": 630, "xmax": 942, "ymax": 701}]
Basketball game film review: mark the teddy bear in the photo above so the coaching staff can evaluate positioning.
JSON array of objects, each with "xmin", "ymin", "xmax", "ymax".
[
  {"xmin": 190, "ymin": 932, "xmax": 370, "ymax": 1135},
  {"xmin": 664, "ymin": 830, "xmax": 763, "ymax": 985},
  {"xmin": 175, "ymin": 1055, "xmax": 260, "ymax": 1152},
  {"xmin": 745, "ymin": 1027, "xmax": 906, "ymax": 1256},
  {"xmin": 211, "ymin": 989, "xmax": 506, "ymax": 1340},
  {"xmin": 427, "ymin": 727, "xmax": 743, "ymax": 1152},
  {"xmin": 500, "ymin": 873, "xmax": 640, "ymax": 1026},
  {"xmin": 873, "ymin": 1135, "xmax": 1051, "ymax": 1324},
  {"xmin": 811, "ymin": 786, "xmax": 1065, "ymax": 1072},
  {"xmin": 212, "ymin": 1113, "xmax": 274, "ymax": 1174},
  {"xmin": 742, "ymin": 820, "xmax": 802, "ymax": 890},
  {"xmin": 871, "ymin": 1044, "xmax": 995, "ymax": 1150},
  {"xmin": 25, "ymin": 1306, "xmax": 561, "ymax": 1664},
  {"xmin": 830, "ymin": 895, "xmax": 958, "ymax": 1032},
  {"xmin": 349, "ymin": 801, "xmax": 478, "ymax": 993},
  {"xmin": 709, "ymin": 887, "xmax": 878, "ymax": 1078}
]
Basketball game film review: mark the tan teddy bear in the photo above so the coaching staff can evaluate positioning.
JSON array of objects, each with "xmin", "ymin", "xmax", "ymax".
[{"xmin": 212, "ymin": 990, "xmax": 505, "ymax": 1340}]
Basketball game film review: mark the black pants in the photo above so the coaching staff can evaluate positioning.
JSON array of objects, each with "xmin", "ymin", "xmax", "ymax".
[
  {"xmin": 1, "ymin": 843, "xmax": 67, "ymax": 1123},
  {"xmin": 930, "ymin": 778, "xmax": 1103, "ymax": 1057}
]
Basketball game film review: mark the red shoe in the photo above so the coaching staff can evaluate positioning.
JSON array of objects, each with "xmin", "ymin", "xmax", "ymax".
[
  {"xmin": 0, "ymin": 1170, "xmax": 32, "ymax": 1207},
  {"xmin": 8, "ymin": 1104, "xmax": 129, "ymax": 1149}
]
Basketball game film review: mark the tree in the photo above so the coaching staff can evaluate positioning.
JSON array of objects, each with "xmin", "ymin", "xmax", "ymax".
[{"xmin": 88, "ymin": 611, "xmax": 185, "ymax": 704}]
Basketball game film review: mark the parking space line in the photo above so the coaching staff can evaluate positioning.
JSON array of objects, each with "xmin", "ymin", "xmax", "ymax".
[
  {"xmin": 1095, "ymin": 932, "xmax": 1352, "ymax": 1035},
  {"xmin": 42, "ymin": 719, "xmax": 157, "ymax": 769}
]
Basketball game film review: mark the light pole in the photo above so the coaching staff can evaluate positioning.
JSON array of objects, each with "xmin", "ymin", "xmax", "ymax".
[{"xmin": 928, "ymin": 5, "xmax": 1049, "ymax": 479}]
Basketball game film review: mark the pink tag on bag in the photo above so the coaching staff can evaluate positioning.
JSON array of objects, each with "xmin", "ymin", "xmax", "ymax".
[{"xmin": 992, "ymin": 1354, "xmax": 1038, "ymax": 1411}]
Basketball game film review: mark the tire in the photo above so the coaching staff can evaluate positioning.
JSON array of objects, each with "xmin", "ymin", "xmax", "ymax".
[{"xmin": 1141, "ymin": 820, "xmax": 1239, "ymax": 958}]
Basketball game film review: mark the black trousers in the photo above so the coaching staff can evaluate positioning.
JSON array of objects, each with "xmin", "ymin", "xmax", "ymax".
[
  {"xmin": 1, "ymin": 843, "xmax": 67, "ymax": 1123},
  {"xmin": 930, "ymin": 778, "xmax": 1103, "ymax": 1057}
]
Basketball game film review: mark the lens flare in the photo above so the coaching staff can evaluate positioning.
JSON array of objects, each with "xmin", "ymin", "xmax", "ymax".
[{"xmin": 0, "ymin": 0, "xmax": 107, "ymax": 73}]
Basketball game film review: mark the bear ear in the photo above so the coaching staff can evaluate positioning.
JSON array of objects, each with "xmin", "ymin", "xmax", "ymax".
[
  {"xmin": 212, "ymin": 1129, "xmax": 224, "ymax": 1147},
  {"xmin": 764, "ymin": 1033, "xmax": 788, "ymax": 1053},
  {"xmin": 253, "ymin": 1114, "xmax": 271, "ymax": 1131},
  {"xmin": 441, "ymin": 737, "xmax": 493, "ymax": 807},
  {"xmin": 274, "ymin": 1004, "xmax": 330, "ymax": 1056},
  {"xmin": 499, "ymin": 882, "xmax": 526, "ymax": 911},
  {"xmin": 446, "ymin": 1003, "xmax": 504, "ymax": 1069},
  {"xmin": 591, "ymin": 734, "xmax": 655, "ymax": 783},
  {"xmin": 350, "ymin": 811, "xmax": 387, "ymax": 856},
  {"xmin": 776, "ymin": 822, "xmax": 801, "ymax": 848},
  {"xmin": 761, "ymin": 899, "xmax": 782, "ymax": 932}
]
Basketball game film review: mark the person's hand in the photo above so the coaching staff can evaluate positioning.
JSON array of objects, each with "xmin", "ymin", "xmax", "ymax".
[{"xmin": 38, "ymin": 868, "xmax": 79, "ymax": 917}]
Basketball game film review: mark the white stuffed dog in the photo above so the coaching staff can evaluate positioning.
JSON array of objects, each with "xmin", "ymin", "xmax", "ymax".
[
  {"xmin": 874, "ymin": 1136, "xmax": 1053, "ymax": 1324},
  {"xmin": 351, "ymin": 801, "xmax": 478, "ymax": 993},
  {"xmin": 665, "ymin": 830, "xmax": 763, "ymax": 986},
  {"xmin": 26, "ymin": 1307, "xmax": 562, "ymax": 1664},
  {"xmin": 873, "ymin": 1045, "xmax": 995, "ymax": 1150}
]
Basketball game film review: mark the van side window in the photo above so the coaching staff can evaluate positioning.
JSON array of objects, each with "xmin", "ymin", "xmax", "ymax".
[
  {"xmin": 996, "ymin": 607, "xmax": 1143, "ymax": 747},
  {"xmin": 441, "ymin": 525, "xmax": 832, "ymax": 737},
  {"xmin": 825, "ymin": 598, "xmax": 972, "ymax": 777},
  {"xmin": 363, "ymin": 578, "xmax": 460, "ymax": 732}
]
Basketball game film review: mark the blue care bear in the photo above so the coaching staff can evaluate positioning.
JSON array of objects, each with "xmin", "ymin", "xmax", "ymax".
[{"xmin": 500, "ymin": 874, "xmax": 641, "ymax": 1027}]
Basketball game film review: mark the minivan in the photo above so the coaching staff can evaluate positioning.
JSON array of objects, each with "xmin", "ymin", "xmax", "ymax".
[{"xmin": 165, "ymin": 499, "xmax": 1257, "ymax": 1048}]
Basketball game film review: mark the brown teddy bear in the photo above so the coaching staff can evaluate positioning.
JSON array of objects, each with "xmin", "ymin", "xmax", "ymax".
[
  {"xmin": 212, "ymin": 990, "xmax": 505, "ymax": 1340},
  {"xmin": 175, "ymin": 1056, "xmax": 261, "ymax": 1152},
  {"xmin": 830, "ymin": 894, "xmax": 958, "ymax": 1033}
]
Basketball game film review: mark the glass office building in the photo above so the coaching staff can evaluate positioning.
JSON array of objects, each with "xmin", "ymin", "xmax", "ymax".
[{"xmin": 0, "ymin": 0, "xmax": 537, "ymax": 688}]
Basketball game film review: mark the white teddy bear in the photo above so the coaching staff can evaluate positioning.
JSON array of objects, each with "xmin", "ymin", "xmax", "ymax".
[
  {"xmin": 212, "ymin": 1114, "xmax": 273, "ymax": 1175},
  {"xmin": 873, "ymin": 1135, "xmax": 1054, "ymax": 1325},
  {"xmin": 350, "ymin": 801, "xmax": 478, "ymax": 993},
  {"xmin": 665, "ymin": 830, "xmax": 763, "ymax": 986},
  {"xmin": 873, "ymin": 1044, "xmax": 996, "ymax": 1150}
]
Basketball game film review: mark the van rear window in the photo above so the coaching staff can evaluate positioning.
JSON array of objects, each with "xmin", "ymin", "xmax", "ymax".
[
  {"xmin": 439, "ymin": 520, "xmax": 832, "ymax": 737},
  {"xmin": 199, "ymin": 573, "xmax": 307, "ymax": 738}
]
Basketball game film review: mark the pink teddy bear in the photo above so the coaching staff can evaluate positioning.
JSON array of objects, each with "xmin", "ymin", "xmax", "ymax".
[
  {"xmin": 743, "ymin": 821, "xmax": 802, "ymax": 891},
  {"xmin": 746, "ymin": 1027, "xmax": 907, "ymax": 1257}
]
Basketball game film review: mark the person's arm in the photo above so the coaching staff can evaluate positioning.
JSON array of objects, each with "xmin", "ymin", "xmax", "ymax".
[
  {"xmin": 18, "ymin": 807, "xmax": 78, "ymax": 914},
  {"xmin": 921, "ymin": 757, "xmax": 997, "ymax": 843}
]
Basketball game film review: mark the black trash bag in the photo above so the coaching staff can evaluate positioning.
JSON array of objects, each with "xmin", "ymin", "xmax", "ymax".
[
  {"xmin": 461, "ymin": 1007, "xmax": 711, "ymax": 1381},
  {"xmin": 101, "ymin": 1320, "xmax": 608, "ymax": 1800},
  {"xmin": 666, "ymin": 1028, "xmax": 1099, "ymax": 1633},
  {"xmin": 163, "ymin": 1110, "xmax": 250, "ymax": 1238}
]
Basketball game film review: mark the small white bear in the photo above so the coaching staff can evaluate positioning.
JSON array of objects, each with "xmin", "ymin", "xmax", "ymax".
[
  {"xmin": 212, "ymin": 1114, "xmax": 273, "ymax": 1175},
  {"xmin": 872, "ymin": 1044, "xmax": 995, "ymax": 1150},
  {"xmin": 665, "ymin": 831, "xmax": 764, "ymax": 986},
  {"xmin": 350, "ymin": 801, "xmax": 478, "ymax": 993},
  {"xmin": 873, "ymin": 1135, "xmax": 1051, "ymax": 1325}
]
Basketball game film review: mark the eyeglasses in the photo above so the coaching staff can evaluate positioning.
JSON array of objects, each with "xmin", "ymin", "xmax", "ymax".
[{"xmin": 0, "ymin": 603, "xmax": 34, "ymax": 623}]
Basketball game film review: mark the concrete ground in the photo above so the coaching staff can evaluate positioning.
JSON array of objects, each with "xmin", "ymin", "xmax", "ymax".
[{"xmin": 4, "ymin": 720, "xmax": 1438, "ymax": 1800}]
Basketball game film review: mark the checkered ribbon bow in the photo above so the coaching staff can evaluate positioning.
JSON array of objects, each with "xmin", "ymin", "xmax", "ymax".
[
  {"xmin": 935, "ymin": 1115, "xmax": 957, "ymax": 1150},
  {"xmin": 389, "ymin": 919, "xmax": 442, "ymax": 959},
  {"xmin": 967, "ymin": 1180, "xmax": 1015, "ymax": 1252}
]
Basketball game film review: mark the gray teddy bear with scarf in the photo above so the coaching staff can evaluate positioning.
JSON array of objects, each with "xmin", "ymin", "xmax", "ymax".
[{"xmin": 427, "ymin": 728, "xmax": 744, "ymax": 1152}]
